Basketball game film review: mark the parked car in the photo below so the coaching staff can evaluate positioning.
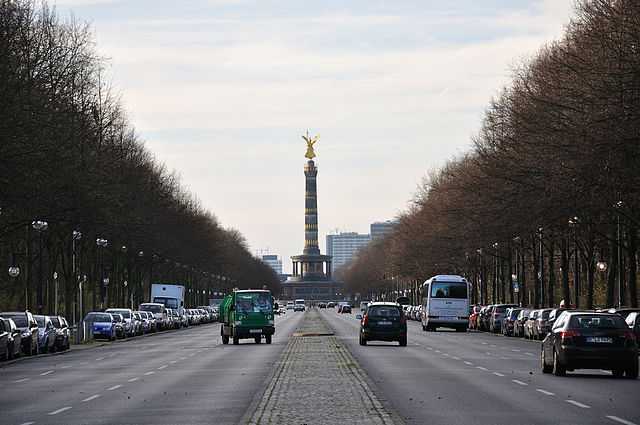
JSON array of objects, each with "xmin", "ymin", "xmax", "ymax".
[
  {"xmin": 0, "ymin": 311, "xmax": 39, "ymax": 355},
  {"xmin": 514, "ymin": 309, "xmax": 530, "ymax": 338},
  {"xmin": 327, "ymin": 302, "xmax": 335, "ymax": 308},
  {"xmin": 359, "ymin": 302, "xmax": 407, "ymax": 346},
  {"xmin": 105, "ymin": 308, "xmax": 135, "ymax": 337},
  {"xmin": 541, "ymin": 311, "xmax": 638, "ymax": 378},
  {"xmin": 112, "ymin": 313, "xmax": 126, "ymax": 338},
  {"xmin": 339, "ymin": 304, "xmax": 352, "ymax": 314},
  {"xmin": 625, "ymin": 312, "xmax": 640, "ymax": 341},
  {"xmin": 605, "ymin": 308, "xmax": 640, "ymax": 320},
  {"xmin": 490, "ymin": 304, "xmax": 518, "ymax": 333},
  {"xmin": 502, "ymin": 308, "xmax": 522, "ymax": 337},
  {"xmin": 140, "ymin": 311, "xmax": 157, "ymax": 332},
  {"xmin": 139, "ymin": 303, "xmax": 168, "ymax": 331},
  {"xmin": 50, "ymin": 316, "xmax": 70, "ymax": 351},
  {"xmin": 286, "ymin": 302, "xmax": 295, "ymax": 310},
  {"xmin": 0, "ymin": 318, "xmax": 22, "ymax": 360},
  {"xmin": 34, "ymin": 315, "xmax": 57, "ymax": 353},
  {"xmin": 479, "ymin": 306, "xmax": 492, "ymax": 331},
  {"xmin": 318, "ymin": 302, "xmax": 327, "ymax": 309},
  {"xmin": 525, "ymin": 310, "xmax": 539, "ymax": 339},
  {"xmin": 84, "ymin": 312, "xmax": 116, "ymax": 341},
  {"xmin": 534, "ymin": 308, "xmax": 554, "ymax": 340},
  {"xmin": 469, "ymin": 305, "xmax": 481, "ymax": 330},
  {"xmin": 547, "ymin": 308, "xmax": 566, "ymax": 328}
]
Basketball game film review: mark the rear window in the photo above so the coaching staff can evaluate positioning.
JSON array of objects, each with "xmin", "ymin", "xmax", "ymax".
[
  {"xmin": 140, "ymin": 305, "xmax": 162, "ymax": 313},
  {"xmin": 4, "ymin": 314, "xmax": 27, "ymax": 327},
  {"xmin": 495, "ymin": 307, "xmax": 506, "ymax": 313},
  {"xmin": 569, "ymin": 315, "xmax": 626, "ymax": 330},
  {"xmin": 368, "ymin": 306, "xmax": 400, "ymax": 317},
  {"xmin": 108, "ymin": 309, "xmax": 131, "ymax": 318},
  {"xmin": 35, "ymin": 316, "xmax": 45, "ymax": 327},
  {"xmin": 50, "ymin": 317, "xmax": 61, "ymax": 327}
]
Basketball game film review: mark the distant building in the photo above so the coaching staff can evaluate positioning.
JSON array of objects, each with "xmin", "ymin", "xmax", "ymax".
[
  {"xmin": 261, "ymin": 254, "xmax": 283, "ymax": 275},
  {"xmin": 326, "ymin": 232, "xmax": 371, "ymax": 274},
  {"xmin": 370, "ymin": 220, "xmax": 397, "ymax": 240}
]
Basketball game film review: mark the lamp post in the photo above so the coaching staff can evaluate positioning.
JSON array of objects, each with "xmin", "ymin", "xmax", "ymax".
[
  {"xmin": 615, "ymin": 201, "xmax": 624, "ymax": 309},
  {"xmin": 538, "ymin": 227, "xmax": 544, "ymax": 307},
  {"xmin": 72, "ymin": 230, "xmax": 82, "ymax": 324},
  {"xmin": 492, "ymin": 243, "xmax": 499, "ymax": 304},
  {"xmin": 96, "ymin": 238, "xmax": 108, "ymax": 308},
  {"xmin": 513, "ymin": 236, "xmax": 521, "ymax": 306},
  {"xmin": 32, "ymin": 220, "xmax": 48, "ymax": 314},
  {"xmin": 476, "ymin": 249, "xmax": 484, "ymax": 305},
  {"xmin": 568, "ymin": 216, "xmax": 580, "ymax": 307}
]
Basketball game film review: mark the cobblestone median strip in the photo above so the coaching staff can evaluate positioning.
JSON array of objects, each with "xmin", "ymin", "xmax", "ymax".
[{"xmin": 245, "ymin": 309, "xmax": 401, "ymax": 425}]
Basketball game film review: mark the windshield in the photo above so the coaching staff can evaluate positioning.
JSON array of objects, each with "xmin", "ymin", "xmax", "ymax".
[
  {"xmin": 35, "ymin": 316, "xmax": 46, "ymax": 327},
  {"xmin": 570, "ymin": 315, "xmax": 626, "ymax": 330},
  {"xmin": 140, "ymin": 305, "xmax": 162, "ymax": 313},
  {"xmin": 236, "ymin": 292, "xmax": 272, "ymax": 313},
  {"xmin": 368, "ymin": 306, "xmax": 400, "ymax": 317},
  {"xmin": 108, "ymin": 309, "xmax": 131, "ymax": 319},
  {"xmin": 86, "ymin": 313, "xmax": 112, "ymax": 322},
  {"xmin": 430, "ymin": 282, "xmax": 467, "ymax": 299},
  {"xmin": 50, "ymin": 317, "xmax": 61, "ymax": 327},
  {"xmin": 5, "ymin": 314, "xmax": 27, "ymax": 327},
  {"xmin": 153, "ymin": 297, "xmax": 179, "ymax": 309}
]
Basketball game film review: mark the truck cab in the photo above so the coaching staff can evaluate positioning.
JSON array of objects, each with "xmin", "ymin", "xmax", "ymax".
[{"xmin": 220, "ymin": 290, "xmax": 275, "ymax": 345}]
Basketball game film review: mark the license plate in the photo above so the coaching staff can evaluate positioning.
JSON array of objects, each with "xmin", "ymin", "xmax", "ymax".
[
  {"xmin": 249, "ymin": 329, "xmax": 262, "ymax": 334},
  {"xmin": 586, "ymin": 337, "xmax": 612, "ymax": 343},
  {"xmin": 377, "ymin": 321, "xmax": 392, "ymax": 326}
]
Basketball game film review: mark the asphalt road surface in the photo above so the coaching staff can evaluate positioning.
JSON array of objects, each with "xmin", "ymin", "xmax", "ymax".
[
  {"xmin": 323, "ymin": 309, "xmax": 640, "ymax": 425},
  {"xmin": 0, "ymin": 312, "xmax": 303, "ymax": 425}
]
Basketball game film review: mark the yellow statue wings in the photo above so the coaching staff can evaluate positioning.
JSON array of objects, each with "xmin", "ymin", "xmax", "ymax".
[{"xmin": 302, "ymin": 131, "xmax": 319, "ymax": 159}]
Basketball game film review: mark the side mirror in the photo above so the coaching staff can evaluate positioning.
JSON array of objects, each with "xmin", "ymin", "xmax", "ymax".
[
  {"xmin": 356, "ymin": 314, "xmax": 363, "ymax": 320},
  {"xmin": 12, "ymin": 329, "xmax": 20, "ymax": 335}
]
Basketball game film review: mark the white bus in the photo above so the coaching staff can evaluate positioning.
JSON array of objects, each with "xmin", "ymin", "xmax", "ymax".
[{"xmin": 421, "ymin": 275, "xmax": 469, "ymax": 332}]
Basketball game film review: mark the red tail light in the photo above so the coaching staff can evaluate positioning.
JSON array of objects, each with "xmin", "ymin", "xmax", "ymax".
[
  {"xmin": 624, "ymin": 330, "xmax": 636, "ymax": 342},
  {"xmin": 362, "ymin": 314, "xmax": 368, "ymax": 326},
  {"xmin": 560, "ymin": 329, "xmax": 580, "ymax": 343}
]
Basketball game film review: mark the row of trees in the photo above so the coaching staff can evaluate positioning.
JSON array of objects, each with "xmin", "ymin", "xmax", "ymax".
[
  {"xmin": 0, "ymin": 0, "xmax": 280, "ymax": 320},
  {"xmin": 343, "ymin": 0, "xmax": 640, "ymax": 309}
]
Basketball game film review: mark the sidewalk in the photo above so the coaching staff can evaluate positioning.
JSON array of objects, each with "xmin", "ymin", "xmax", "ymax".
[{"xmin": 245, "ymin": 309, "xmax": 401, "ymax": 425}]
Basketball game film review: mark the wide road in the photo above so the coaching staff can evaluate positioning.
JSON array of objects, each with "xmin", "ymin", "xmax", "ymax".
[
  {"xmin": 0, "ymin": 312, "xmax": 303, "ymax": 425},
  {"xmin": 322, "ymin": 309, "xmax": 640, "ymax": 425}
]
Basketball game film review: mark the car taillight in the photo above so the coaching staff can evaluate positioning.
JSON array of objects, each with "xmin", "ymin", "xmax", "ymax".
[
  {"xmin": 362, "ymin": 314, "xmax": 368, "ymax": 326},
  {"xmin": 560, "ymin": 329, "xmax": 580, "ymax": 343},
  {"xmin": 624, "ymin": 330, "xmax": 636, "ymax": 342}
]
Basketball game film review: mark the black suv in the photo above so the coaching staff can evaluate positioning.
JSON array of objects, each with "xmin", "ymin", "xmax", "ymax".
[
  {"xmin": 0, "ymin": 311, "xmax": 39, "ymax": 355},
  {"xmin": 359, "ymin": 302, "xmax": 407, "ymax": 346}
]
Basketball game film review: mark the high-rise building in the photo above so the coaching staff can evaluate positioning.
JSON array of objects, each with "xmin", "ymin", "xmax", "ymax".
[
  {"xmin": 326, "ymin": 232, "xmax": 371, "ymax": 274},
  {"xmin": 370, "ymin": 220, "xmax": 397, "ymax": 240},
  {"xmin": 261, "ymin": 254, "xmax": 283, "ymax": 275}
]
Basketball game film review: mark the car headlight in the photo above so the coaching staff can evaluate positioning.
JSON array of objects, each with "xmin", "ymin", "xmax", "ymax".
[
  {"xmin": 268, "ymin": 320, "xmax": 274, "ymax": 325},
  {"xmin": 22, "ymin": 331, "xmax": 31, "ymax": 338},
  {"xmin": 233, "ymin": 321, "xmax": 242, "ymax": 326}
]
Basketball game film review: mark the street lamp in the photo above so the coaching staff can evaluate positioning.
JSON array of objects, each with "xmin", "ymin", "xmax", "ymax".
[
  {"xmin": 72, "ymin": 230, "xmax": 82, "ymax": 324},
  {"xmin": 32, "ymin": 220, "xmax": 48, "ymax": 314},
  {"xmin": 8, "ymin": 265, "xmax": 20, "ymax": 278},
  {"xmin": 568, "ymin": 216, "xmax": 580, "ymax": 307},
  {"xmin": 596, "ymin": 261, "xmax": 608, "ymax": 273},
  {"xmin": 614, "ymin": 200, "xmax": 624, "ymax": 309},
  {"xmin": 96, "ymin": 238, "xmax": 108, "ymax": 308}
]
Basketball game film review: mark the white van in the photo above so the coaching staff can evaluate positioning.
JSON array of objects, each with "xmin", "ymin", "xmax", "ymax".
[
  {"xmin": 420, "ymin": 275, "xmax": 470, "ymax": 332},
  {"xmin": 139, "ymin": 303, "xmax": 168, "ymax": 330},
  {"xmin": 294, "ymin": 299, "xmax": 305, "ymax": 312}
]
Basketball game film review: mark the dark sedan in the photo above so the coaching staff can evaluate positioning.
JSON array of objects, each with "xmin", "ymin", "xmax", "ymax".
[
  {"xmin": 0, "ymin": 311, "xmax": 39, "ymax": 355},
  {"xmin": 1, "ymin": 318, "xmax": 22, "ymax": 359},
  {"xmin": 359, "ymin": 302, "xmax": 407, "ymax": 346},
  {"xmin": 50, "ymin": 316, "xmax": 71, "ymax": 351},
  {"xmin": 541, "ymin": 311, "xmax": 638, "ymax": 378},
  {"xmin": 34, "ymin": 315, "xmax": 57, "ymax": 353}
]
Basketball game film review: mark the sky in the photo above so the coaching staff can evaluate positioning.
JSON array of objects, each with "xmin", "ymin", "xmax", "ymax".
[{"xmin": 54, "ymin": 0, "xmax": 575, "ymax": 273}]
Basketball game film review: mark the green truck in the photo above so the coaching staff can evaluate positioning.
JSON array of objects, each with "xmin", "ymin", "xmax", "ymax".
[{"xmin": 220, "ymin": 289, "xmax": 276, "ymax": 344}]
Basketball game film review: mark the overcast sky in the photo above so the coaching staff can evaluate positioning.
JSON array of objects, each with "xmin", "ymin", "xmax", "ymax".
[{"xmin": 54, "ymin": 0, "xmax": 574, "ymax": 273}]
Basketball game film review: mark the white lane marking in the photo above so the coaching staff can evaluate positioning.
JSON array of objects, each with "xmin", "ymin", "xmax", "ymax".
[
  {"xmin": 61, "ymin": 365, "xmax": 71, "ymax": 369},
  {"xmin": 511, "ymin": 349, "xmax": 521, "ymax": 352},
  {"xmin": 481, "ymin": 342, "xmax": 488, "ymax": 345},
  {"xmin": 127, "ymin": 377, "xmax": 139, "ymax": 382},
  {"xmin": 476, "ymin": 366, "xmax": 489, "ymax": 371},
  {"xmin": 95, "ymin": 357, "xmax": 105, "ymax": 361},
  {"xmin": 18, "ymin": 422, "xmax": 35, "ymax": 425},
  {"xmin": 565, "ymin": 400, "xmax": 590, "ymax": 409},
  {"xmin": 525, "ymin": 352, "xmax": 534, "ymax": 356},
  {"xmin": 485, "ymin": 352, "xmax": 492, "ymax": 355},
  {"xmin": 48, "ymin": 406, "xmax": 72, "ymax": 415},
  {"xmin": 434, "ymin": 350, "xmax": 441, "ymax": 353},
  {"xmin": 490, "ymin": 344, "xmax": 497, "ymax": 347},
  {"xmin": 464, "ymin": 361, "xmax": 473, "ymax": 366},
  {"xmin": 179, "ymin": 356, "xmax": 187, "ymax": 360},
  {"xmin": 426, "ymin": 347, "xmax": 433, "ymax": 351},
  {"xmin": 606, "ymin": 415, "xmax": 638, "ymax": 425},
  {"xmin": 442, "ymin": 353, "xmax": 450, "ymax": 357},
  {"xmin": 512, "ymin": 379, "xmax": 528, "ymax": 386},
  {"xmin": 493, "ymin": 372, "xmax": 505, "ymax": 377},
  {"xmin": 40, "ymin": 370, "xmax": 54, "ymax": 376},
  {"xmin": 452, "ymin": 356, "xmax": 460, "ymax": 360},
  {"xmin": 107, "ymin": 385, "xmax": 121, "ymax": 391},
  {"xmin": 82, "ymin": 394, "xmax": 101, "ymax": 402},
  {"xmin": 169, "ymin": 360, "xmax": 177, "ymax": 364},
  {"xmin": 157, "ymin": 365, "xmax": 168, "ymax": 370},
  {"xmin": 14, "ymin": 378, "xmax": 29, "ymax": 383},
  {"xmin": 536, "ymin": 389, "xmax": 555, "ymax": 396},
  {"xmin": 144, "ymin": 371, "xmax": 155, "ymax": 376}
]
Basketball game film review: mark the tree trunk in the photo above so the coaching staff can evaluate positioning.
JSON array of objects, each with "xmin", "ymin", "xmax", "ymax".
[
  {"xmin": 561, "ymin": 238, "xmax": 571, "ymax": 306},
  {"xmin": 547, "ymin": 238, "xmax": 556, "ymax": 307},
  {"xmin": 532, "ymin": 237, "xmax": 540, "ymax": 308},
  {"xmin": 627, "ymin": 226, "xmax": 637, "ymax": 308}
]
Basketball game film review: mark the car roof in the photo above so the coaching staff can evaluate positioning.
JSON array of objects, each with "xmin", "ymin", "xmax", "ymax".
[{"xmin": 368, "ymin": 302, "xmax": 400, "ymax": 307}]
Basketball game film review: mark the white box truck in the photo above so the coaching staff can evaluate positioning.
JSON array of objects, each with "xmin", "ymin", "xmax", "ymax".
[{"xmin": 151, "ymin": 283, "xmax": 185, "ymax": 316}]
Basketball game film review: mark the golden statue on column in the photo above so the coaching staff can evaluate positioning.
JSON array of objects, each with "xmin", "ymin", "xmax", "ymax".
[{"xmin": 302, "ymin": 130, "xmax": 319, "ymax": 159}]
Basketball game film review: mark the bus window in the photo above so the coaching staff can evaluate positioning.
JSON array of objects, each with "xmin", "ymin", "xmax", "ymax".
[{"xmin": 430, "ymin": 282, "xmax": 467, "ymax": 299}]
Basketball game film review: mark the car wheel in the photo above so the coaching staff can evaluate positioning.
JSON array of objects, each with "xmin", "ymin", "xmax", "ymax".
[
  {"xmin": 265, "ymin": 335, "xmax": 272, "ymax": 344},
  {"xmin": 541, "ymin": 349, "xmax": 552, "ymax": 374},
  {"xmin": 399, "ymin": 336, "xmax": 407, "ymax": 347},
  {"xmin": 233, "ymin": 335, "xmax": 239, "ymax": 345},
  {"xmin": 222, "ymin": 335, "xmax": 229, "ymax": 345},
  {"xmin": 359, "ymin": 334, "xmax": 366, "ymax": 346},
  {"xmin": 612, "ymin": 368, "xmax": 625, "ymax": 378},
  {"xmin": 456, "ymin": 327, "xmax": 466, "ymax": 333},
  {"xmin": 625, "ymin": 359, "xmax": 638, "ymax": 379},
  {"xmin": 422, "ymin": 324, "xmax": 427, "ymax": 331},
  {"xmin": 254, "ymin": 336, "xmax": 261, "ymax": 344},
  {"xmin": 3, "ymin": 346, "xmax": 8, "ymax": 361},
  {"xmin": 552, "ymin": 349, "xmax": 566, "ymax": 376}
]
